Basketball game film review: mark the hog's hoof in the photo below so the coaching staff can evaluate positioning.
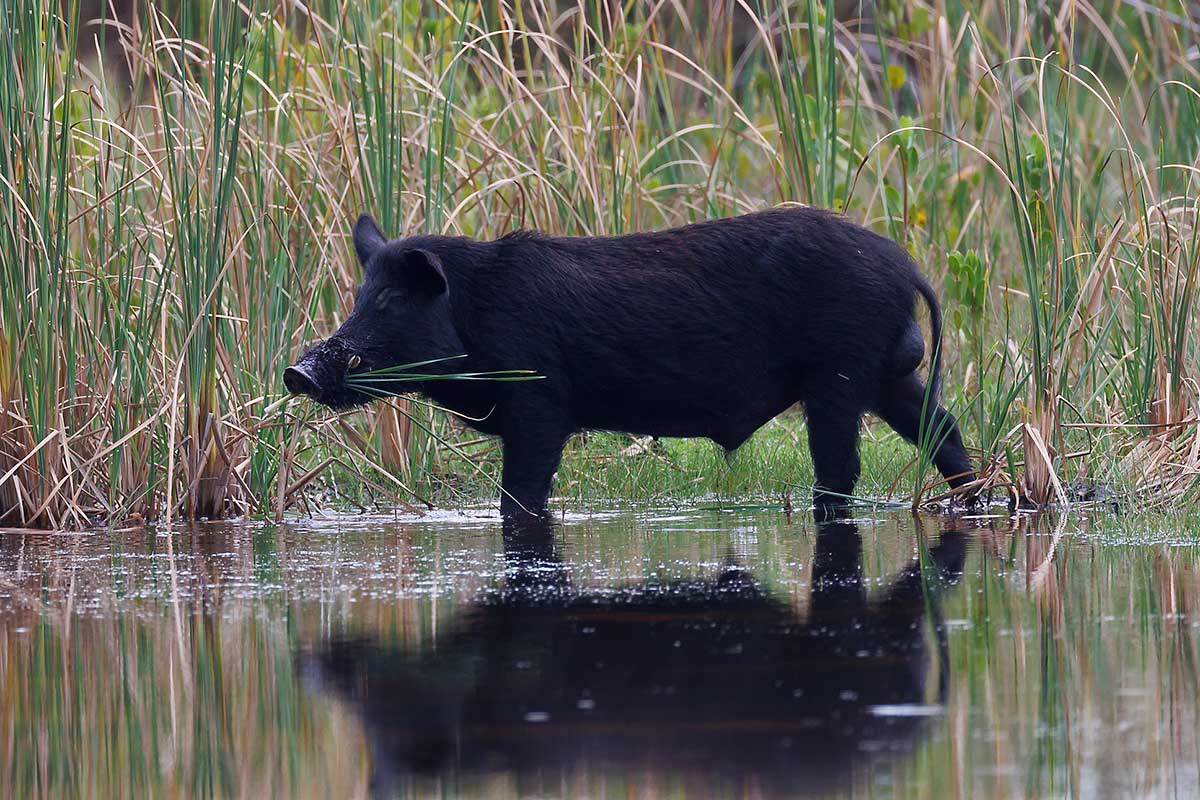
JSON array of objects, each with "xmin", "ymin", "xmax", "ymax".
[{"xmin": 812, "ymin": 493, "xmax": 853, "ymax": 523}]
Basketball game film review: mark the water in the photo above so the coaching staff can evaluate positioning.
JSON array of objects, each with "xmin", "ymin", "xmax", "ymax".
[{"xmin": 1, "ymin": 507, "xmax": 1197, "ymax": 798}]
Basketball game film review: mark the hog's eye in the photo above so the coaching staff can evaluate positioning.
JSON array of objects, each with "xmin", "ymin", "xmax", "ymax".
[{"xmin": 374, "ymin": 288, "xmax": 400, "ymax": 310}]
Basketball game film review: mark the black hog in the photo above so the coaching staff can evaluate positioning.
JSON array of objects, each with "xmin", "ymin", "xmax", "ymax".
[{"xmin": 285, "ymin": 208, "xmax": 975, "ymax": 517}]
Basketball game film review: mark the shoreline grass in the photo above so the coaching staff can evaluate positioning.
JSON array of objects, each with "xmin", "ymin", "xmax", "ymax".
[{"xmin": 1, "ymin": 1, "xmax": 1199, "ymax": 529}]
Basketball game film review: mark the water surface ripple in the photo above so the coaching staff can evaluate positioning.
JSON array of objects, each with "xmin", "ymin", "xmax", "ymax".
[{"xmin": 1, "ymin": 508, "xmax": 1196, "ymax": 798}]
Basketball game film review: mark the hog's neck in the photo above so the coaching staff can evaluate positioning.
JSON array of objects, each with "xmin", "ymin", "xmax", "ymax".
[
  {"xmin": 414, "ymin": 233, "xmax": 488, "ymax": 345},
  {"xmin": 420, "ymin": 371, "xmax": 503, "ymax": 436},
  {"xmin": 411, "ymin": 237, "xmax": 504, "ymax": 435}
]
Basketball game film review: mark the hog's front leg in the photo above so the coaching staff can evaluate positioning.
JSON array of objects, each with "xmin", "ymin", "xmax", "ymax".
[{"xmin": 499, "ymin": 431, "xmax": 570, "ymax": 519}]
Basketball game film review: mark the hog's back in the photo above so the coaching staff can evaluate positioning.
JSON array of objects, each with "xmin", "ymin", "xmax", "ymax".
[{"xmin": 467, "ymin": 208, "xmax": 922, "ymax": 447}]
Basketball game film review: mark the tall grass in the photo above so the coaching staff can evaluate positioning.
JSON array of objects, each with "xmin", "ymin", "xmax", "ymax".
[{"xmin": 1, "ymin": 0, "xmax": 1198, "ymax": 528}]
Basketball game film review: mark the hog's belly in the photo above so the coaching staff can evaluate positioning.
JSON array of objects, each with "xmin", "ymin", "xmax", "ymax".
[{"xmin": 571, "ymin": 368, "xmax": 797, "ymax": 450}]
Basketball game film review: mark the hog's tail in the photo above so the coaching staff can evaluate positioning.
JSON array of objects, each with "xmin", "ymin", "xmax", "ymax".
[{"xmin": 914, "ymin": 275, "xmax": 944, "ymax": 402}]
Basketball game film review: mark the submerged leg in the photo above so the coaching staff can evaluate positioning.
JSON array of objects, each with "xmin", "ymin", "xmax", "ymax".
[
  {"xmin": 501, "ymin": 516, "xmax": 569, "ymax": 592},
  {"xmin": 875, "ymin": 372, "xmax": 975, "ymax": 489},
  {"xmin": 809, "ymin": 515, "xmax": 867, "ymax": 621}
]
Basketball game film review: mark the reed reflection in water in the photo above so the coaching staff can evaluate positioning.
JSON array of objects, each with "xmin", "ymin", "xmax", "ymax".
[{"xmin": 0, "ymin": 509, "xmax": 1197, "ymax": 798}]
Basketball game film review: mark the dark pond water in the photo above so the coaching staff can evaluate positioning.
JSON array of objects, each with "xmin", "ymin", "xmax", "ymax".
[{"xmin": 1, "ymin": 507, "xmax": 1197, "ymax": 798}]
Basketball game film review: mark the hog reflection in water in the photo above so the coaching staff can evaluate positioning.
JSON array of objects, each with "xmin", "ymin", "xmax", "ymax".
[{"xmin": 301, "ymin": 515, "xmax": 966, "ymax": 797}]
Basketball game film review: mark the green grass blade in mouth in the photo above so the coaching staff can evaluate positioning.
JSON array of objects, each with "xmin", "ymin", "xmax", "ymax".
[
  {"xmin": 348, "ymin": 354, "xmax": 469, "ymax": 377},
  {"xmin": 344, "ymin": 354, "xmax": 542, "ymax": 385},
  {"xmin": 346, "ymin": 370, "xmax": 543, "ymax": 386}
]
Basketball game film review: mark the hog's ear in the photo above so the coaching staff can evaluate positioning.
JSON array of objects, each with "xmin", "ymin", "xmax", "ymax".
[
  {"xmin": 401, "ymin": 249, "xmax": 448, "ymax": 296},
  {"xmin": 353, "ymin": 213, "xmax": 387, "ymax": 266}
]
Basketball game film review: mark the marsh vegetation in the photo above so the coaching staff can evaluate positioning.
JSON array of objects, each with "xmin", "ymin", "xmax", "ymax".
[{"xmin": 3, "ymin": 0, "xmax": 1200, "ymax": 526}]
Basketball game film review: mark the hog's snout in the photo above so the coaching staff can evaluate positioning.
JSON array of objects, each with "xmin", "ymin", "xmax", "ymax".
[
  {"xmin": 285, "ymin": 341, "xmax": 373, "ymax": 410},
  {"xmin": 283, "ymin": 364, "xmax": 319, "ymax": 397}
]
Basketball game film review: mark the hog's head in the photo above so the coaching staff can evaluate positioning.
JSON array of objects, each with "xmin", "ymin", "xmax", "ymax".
[{"xmin": 284, "ymin": 214, "xmax": 465, "ymax": 410}]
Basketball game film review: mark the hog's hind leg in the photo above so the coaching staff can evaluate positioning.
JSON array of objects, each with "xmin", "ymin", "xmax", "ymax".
[
  {"xmin": 803, "ymin": 392, "xmax": 863, "ymax": 513},
  {"xmin": 875, "ymin": 372, "xmax": 974, "ymax": 490}
]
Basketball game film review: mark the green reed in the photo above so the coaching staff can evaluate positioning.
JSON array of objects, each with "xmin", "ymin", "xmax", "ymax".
[{"xmin": 0, "ymin": 0, "xmax": 83, "ymax": 526}]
